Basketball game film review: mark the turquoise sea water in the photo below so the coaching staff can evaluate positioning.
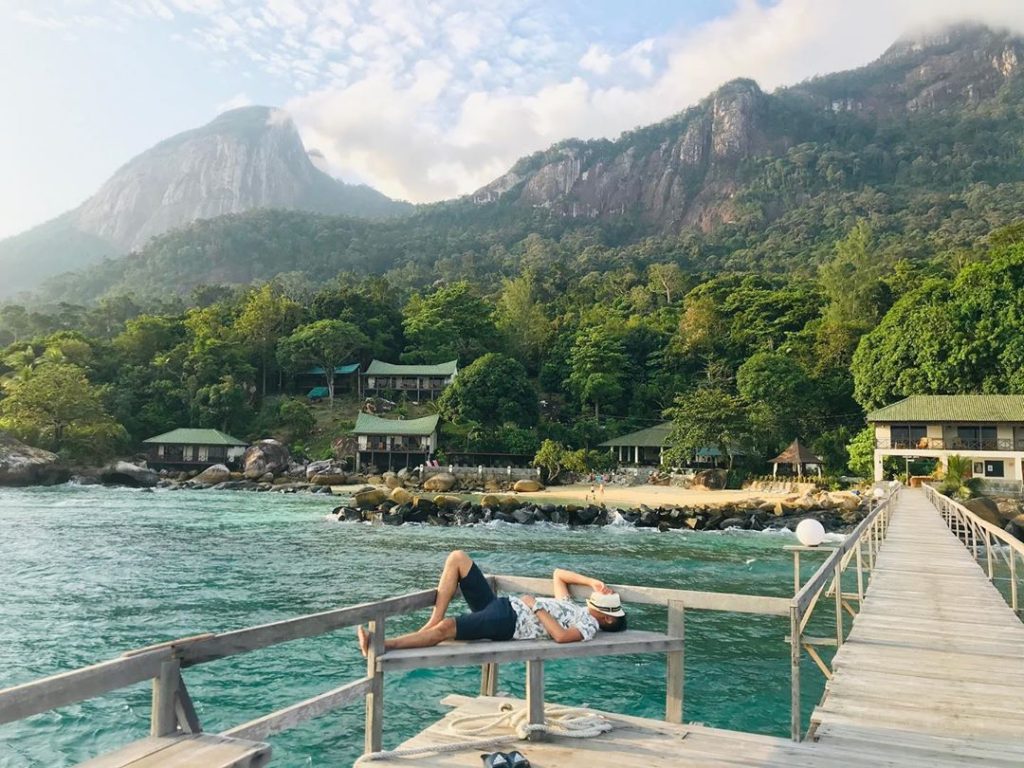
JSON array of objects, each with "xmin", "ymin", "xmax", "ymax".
[{"xmin": 0, "ymin": 486, "xmax": 836, "ymax": 767}]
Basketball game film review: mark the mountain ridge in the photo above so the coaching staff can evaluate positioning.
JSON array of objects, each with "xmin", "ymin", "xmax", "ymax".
[{"xmin": 0, "ymin": 106, "xmax": 411, "ymax": 297}]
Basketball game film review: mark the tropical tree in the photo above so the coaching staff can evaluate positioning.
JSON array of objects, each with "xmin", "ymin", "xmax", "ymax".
[
  {"xmin": 494, "ymin": 274, "xmax": 551, "ymax": 372},
  {"xmin": 0, "ymin": 362, "xmax": 125, "ymax": 459},
  {"xmin": 566, "ymin": 325, "xmax": 629, "ymax": 417},
  {"xmin": 277, "ymin": 320, "xmax": 368, "ymax": 408},
  {"xmin": 236, "ymin": 284, "xmax": 302, "ymax": 395},
  {"xmin": 437, "ymin": 352, "xmax": 538, "ymax": 427},
  {"xmin": 665, "ymin": 386, "xmax": 748, "ymax": 469},
  {"xmin": 939, "ymin": 454, "xmax": 983, "ymax": 500},
  {"xmin": 401, "ymin": 282, "xmax": 498, "ymax": 364}
]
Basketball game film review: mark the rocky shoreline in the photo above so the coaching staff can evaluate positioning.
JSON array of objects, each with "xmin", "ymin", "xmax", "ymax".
[{"xmin": 331, "ymin": 486, "xmax": 869, "ymax": 533}]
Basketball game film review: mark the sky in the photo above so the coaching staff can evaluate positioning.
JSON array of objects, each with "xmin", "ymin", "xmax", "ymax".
[{"xmin": 2, "ymin": 0, "xmax": 1024, "ymax": 239}]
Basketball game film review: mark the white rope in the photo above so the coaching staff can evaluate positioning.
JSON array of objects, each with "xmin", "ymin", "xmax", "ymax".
[{"xmin": 355, "ymin": 702, "xmax": 612, "ymax": 763}]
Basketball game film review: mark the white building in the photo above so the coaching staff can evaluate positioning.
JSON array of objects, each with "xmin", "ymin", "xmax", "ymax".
[{"xmin": 869, "ymin": 395, "xmax": 1024, "ymax": 489}]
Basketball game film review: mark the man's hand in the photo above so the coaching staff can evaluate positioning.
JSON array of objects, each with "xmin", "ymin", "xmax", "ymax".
[
  {"xmin": 521, "ymin": 594, "xmax": 536, "ymax": 609},
  {"xmin": 591, "ymin": 580, "xmax": 613, "ymax": 595}
]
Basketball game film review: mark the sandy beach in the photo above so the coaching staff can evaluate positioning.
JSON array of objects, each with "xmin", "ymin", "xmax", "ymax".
[{"xmin": 516, "ymin": 483, "xmax": 785, "ymax": 508}]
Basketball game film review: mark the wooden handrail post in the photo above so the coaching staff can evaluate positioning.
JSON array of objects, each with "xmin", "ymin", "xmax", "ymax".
[
  {"xmin": 364, "ymin": 615, "xmax": 385, "ymax": 755},
  {"xmin": 986, "ymin": 529, "xmax": 995, "ymax": 580},
  {"xmin": 790, "ymin": 605, "xmax": 801, "ymax": 741},
  {"xmin": 665, "ymin": 600, "xmax": 685, "ymax": 724},
  {"xmin": 1012, "ymin": 551, "xmax": 1019, "ymax": 614},
  {"xmin": 833, "ymin": 563, "xmax": 844, "ymax": 647},
  {"xmin": 855, "ymin": 539, "xmax": 864, "ymax": 602},
  {"xmin": 792, "ymin": 550, "xmax": 801, "ymax": 595},
  {"xmin": 151, "ymin": 659, "xmax": 180, "ymax": 737},
  {"xmin": 526, "ymin": 660, "xmax": 545, "ymax": 741}
]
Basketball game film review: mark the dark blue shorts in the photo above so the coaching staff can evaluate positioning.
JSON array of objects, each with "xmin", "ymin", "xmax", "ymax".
[{"xmin": 454, "ymin": 562, "xmax": 516, "ymax": 641}]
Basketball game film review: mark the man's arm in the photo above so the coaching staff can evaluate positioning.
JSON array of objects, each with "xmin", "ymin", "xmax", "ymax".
[
  {"xmin": 552, "ymin": 568, "xmax": 611, "ymax": 599},
  {"xmin": 521, "ymin": 596, "xmax": 583, "ymax": 643}
]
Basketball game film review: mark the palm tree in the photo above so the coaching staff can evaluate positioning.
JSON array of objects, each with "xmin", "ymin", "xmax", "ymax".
[{"xmin": 939, "ymin": 454, "xmax": 983, "ymax": 499}]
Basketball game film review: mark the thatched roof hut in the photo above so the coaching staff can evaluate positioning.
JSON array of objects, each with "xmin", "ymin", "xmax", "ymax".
[{"xmin": 770, "ymin": 439, "xmax": 823, "ymax": 477}]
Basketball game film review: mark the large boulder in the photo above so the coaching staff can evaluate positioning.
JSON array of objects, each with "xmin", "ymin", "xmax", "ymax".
[
  {"xmin": 243, "ymin": 439, "xmax": 290, "ymax": 479},
  {"xmin": 192, "ymin": 463, "xmax": 231, "ymax": 486},
  {"xmin": 423, "ymin": 472, "xmax": 457, "ymax": 492},
  {"xmin": 433, "ymin": 494, "xmax": 461, "ymax": 509},
  {"xmin": 99, "ymin": 461, "xmax": 159, "ymax": 488},
  {"xmin": 354, "ymin": 488, "xmax": 387, "ymax": 509},
  {"xmin": 383, "ymin": 472, "xmax": 402, "ymax": 489},
  {"xmin": 964, "ymin": 497, "xmax": 1004, "ymax": 528},
  {"xmin": 0, "ymin": 432, "xmax": 69, "ymax": 486},
  {"xmin": 305, "ymin": 459, "xmax": 333, "ymax": 479},
  {"xmin": 693, "ymin": 469, "xmax": 728, "ymax": 490},
  {"xmin": 311, "ymin": 473, "xmax": 347, "ymax": 486},
  {"xmin": 513, "ymin": 479, "xmax": 544, "ymax": 493},
  {"xmin": 390, "ymin": 487, "xmax": 414, "ymax": 505}
]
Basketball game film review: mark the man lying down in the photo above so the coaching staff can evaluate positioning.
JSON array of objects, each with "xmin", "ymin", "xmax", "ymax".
[{"xmin": 357, "ymin": 550, "xmax": 627, "ymax": 655}]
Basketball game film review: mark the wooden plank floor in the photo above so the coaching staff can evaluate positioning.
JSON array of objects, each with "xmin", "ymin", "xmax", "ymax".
[
  {"xmin": 372, "ymin": 488, "xmax": 1024, "ymax": 767},
  {"xmin": 811, "ymin": 487, "xmax": 1024, "ymax": 760}
]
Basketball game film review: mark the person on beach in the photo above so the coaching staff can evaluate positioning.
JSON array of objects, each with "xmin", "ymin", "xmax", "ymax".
[{"xmin": 357, "ymin": 550, "xmax": 627, "ymax": 655}]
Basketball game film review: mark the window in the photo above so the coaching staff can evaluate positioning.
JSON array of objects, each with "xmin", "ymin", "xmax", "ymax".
[
  {"xmin": 985, "ymin": 460, "xmax": 1005, "ymax": 478},
  {"xmin": 164, "ymin": 445, "xmax": 184, "ymax": 462},
  {"xmin": 956, "ymin": 425, "xmax": 997, "ymax": 450},
  {"xmin": 973, "ymin": 462, "xmax": 984, "ymax": 476},
  {"xmin": 889, "ymin": 425, "xmax": 926, "ymax": 448}
]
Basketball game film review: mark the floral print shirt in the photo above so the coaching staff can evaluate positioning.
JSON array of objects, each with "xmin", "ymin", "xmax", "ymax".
[{"xmin": 508, "ymin": 596, "xmax": 599, "ymax": 641}]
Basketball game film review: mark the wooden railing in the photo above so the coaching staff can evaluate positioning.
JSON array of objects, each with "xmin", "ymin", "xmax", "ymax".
[
  {"xmin": 1, "ymin": 569, "xmax": 838, "ymax": 761},
  {"xmin": 923, "ymin": 483, "xmax": 1024, "ymax": 614},
  {"xmin": 786, "ymin": 484, "xmax": 898, "ymax": 741}
]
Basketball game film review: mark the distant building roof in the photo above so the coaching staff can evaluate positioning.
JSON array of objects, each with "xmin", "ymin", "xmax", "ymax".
[
  {"xmin": 599, "ymin": 422, "xmax": 745, "ymax": 455},
  {"xmin": 307, "ymin": 387, "xmax": 330, "ymax": 398},
  {"xmin": 599, "ymin": 422, "xmax": 672, "ymax": 448},
  {"xmin": 365, "ymin": 359, "xmax": 458, "ymax": 376},
  {"xmin": 868, "ymin": 395, "xmax": 1024, "ymax": 423},
  {"xmin": 353, "ymin": 412, "xmax": 440, "ymax": 436},
  {"xmin": 303, "ymin": 363, "xmax": 360, "ymax": 375},
  {"xmin": 770, "ymin": 439, "xmax": 821, "ymax": 465},
  {"xmin": 143, "ymin": 428, "xmax": 247, "ymax": 446}
]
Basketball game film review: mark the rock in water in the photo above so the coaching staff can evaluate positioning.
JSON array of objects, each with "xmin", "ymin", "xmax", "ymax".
[
  {"xmin": 423, "ymin": 472, "xmax": 457, "ymax": 492},
  {"xmin": 0, "ymin": 432, "xmax": 69, "ymax": 486},
  {"xmin": 243, "ymin": 439, "xmax": 290, "ymax": 479},
  {"xmin": 192, "ymin": 463, "xmax": 231, "ymax": 486},
  {"xmin": 354, "ymin": 488, "xmax": 387, "ymax": 509},
  {"xmin": 99, "ymin": 461, "xmax": 159, "ymax": 488},
  {"xmin": 513, "ymin": 479, "xmax": 545, "ymax": 492},
  {"xmin": 389, "ymin": 487, "xmax": 413, "ymax": 505}
]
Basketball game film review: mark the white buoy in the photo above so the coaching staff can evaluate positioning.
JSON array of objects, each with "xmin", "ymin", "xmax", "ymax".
[{"xmin": 796, "ymin": 519, "xmax": 826, "ymax": 547}]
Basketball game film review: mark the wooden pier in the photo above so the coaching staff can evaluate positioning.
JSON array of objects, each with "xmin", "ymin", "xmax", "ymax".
[{"xmin": 2, "ymin": 485, "xmax": 1024, "ymax": 766}]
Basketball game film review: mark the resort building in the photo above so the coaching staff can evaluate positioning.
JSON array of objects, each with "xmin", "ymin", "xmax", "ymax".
[
  {"xmin": 869, "ymin": 394, "xmax": 1024, "ymax": 488},
  {"xmin": 352, "ymin": 413, "xmax": 440, "ymax": 471},
  {"xmin": 600, "ymin": 421, "xmax": 741, "ymax": 468},
  {"xmin": 142, "ymin": 428, "xmax": 247, "ymax": 470},
  {"xmin": 361, "ymin": 360, "xmax": 457, "ymax": 401},
  {"xmin": 769, "ymin": 439, "xmax": 823, "ymax": 477},
  {"xmin": 298, "ymin": 363, "xmax": 360, "ymax": 401}
]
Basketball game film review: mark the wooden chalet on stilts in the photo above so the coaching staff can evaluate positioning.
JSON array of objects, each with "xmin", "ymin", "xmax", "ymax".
[
  {"xmin": 353, "ymin": 413, "xmax": 440, "ymax": 472},
  {"xmin": 142, "ymin": 428, "xmax": 248, "ymax": 470},
  {"xmin": 361, "ymin": 360, "xmax": 457, "ymax": 401}
]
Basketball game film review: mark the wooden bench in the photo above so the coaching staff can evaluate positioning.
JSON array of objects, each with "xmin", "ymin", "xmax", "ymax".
[
  {"xmin": 378, "ymin": 630, "xmax": 685, "ymax": 742},
  {"xmin": 75, "ymin": 733, "xmax": 270, "ymax": 768},
  {"xmin": 377, "ymin": 630, "xmax": 684, "ymax": 672}
]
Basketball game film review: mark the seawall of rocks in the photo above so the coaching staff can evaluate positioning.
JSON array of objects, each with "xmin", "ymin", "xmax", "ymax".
[{"xmin": 332, "ymin": 488, "xmax": 868, "ymax": 533}]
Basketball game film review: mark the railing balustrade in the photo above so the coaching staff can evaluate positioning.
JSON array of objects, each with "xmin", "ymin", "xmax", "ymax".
[
  {"xmin": 875, "ymin": 437, "xmax": 1024, "ymax": 451},
  {"xmin": 922, "ymin": 484, "xmax": 1024, "ymax": 615}
]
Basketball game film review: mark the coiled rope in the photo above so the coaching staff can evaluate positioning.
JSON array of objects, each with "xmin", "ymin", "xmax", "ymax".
[{"xmin": 355, "ymin": 701, "xmax": 612, "ymax": 763}]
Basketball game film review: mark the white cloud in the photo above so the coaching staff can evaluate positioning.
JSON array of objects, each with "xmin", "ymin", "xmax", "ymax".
[{"xmin": 287, "ymin": 0, "xmax": 1024, "ymax": 204}]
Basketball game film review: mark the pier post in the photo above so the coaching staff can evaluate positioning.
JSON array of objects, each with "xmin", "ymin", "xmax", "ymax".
[
  {"xmin": 665, "ymin": 600, "xmax": 685, "ymax": 723},
  {"xmin": 526, "ymin": 660, "xmax": 545, "ymax": 740},
  {"xmin": 364, "ymin": 615, "xmax": 385, "ymax": 755},
  {"xmin": 480, "ymin": 663, "xmax": 499, "ymax": 696},
  {"xmin": 151, "ymin": 659, "xmax": 180, "ymax": 737}
]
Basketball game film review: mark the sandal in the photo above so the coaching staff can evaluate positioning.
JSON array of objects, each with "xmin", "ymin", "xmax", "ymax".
[{"xmin": 481, "ymin": 751, "xmax": 531, "ymax": 768}]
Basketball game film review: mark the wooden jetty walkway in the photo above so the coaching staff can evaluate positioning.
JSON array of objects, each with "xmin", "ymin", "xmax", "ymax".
[{"xmin": 2, "ymin": 485, "xmax": 1024, "ymax": 766}]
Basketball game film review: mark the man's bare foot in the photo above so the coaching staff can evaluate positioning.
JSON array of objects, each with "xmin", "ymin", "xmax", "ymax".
[{"xmin": 357, "ymin": 625, "xmax": 371, "ymax": 657}]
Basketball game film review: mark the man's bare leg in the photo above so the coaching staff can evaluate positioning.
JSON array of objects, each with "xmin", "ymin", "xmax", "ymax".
[
  {"xmin": 419, "ymin": 549, "xmax": 474, "ymax": 631},
  {"xmin": 358, "ymin": 618, "xmax": 456, "ymax": 657}
]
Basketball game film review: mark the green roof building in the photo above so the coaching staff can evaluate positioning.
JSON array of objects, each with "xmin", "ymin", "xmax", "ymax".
[
  {"xmin": 362, "ymin": 360, "xmax": 457, "ymax": 401},
  {"xmin": 600, "ymin": 422, "xmax": 742, "ymax": 467},
  {"xmin": 351, "ymin": 413, "xmax": 440, "ymax": 471},
  {"xmin": 867, "ymin": 395, "xmax": 1024, "ymax": 486},
  {"xmin": 142, "ymin": 428, "xmax": 247, "ymax": 469}
]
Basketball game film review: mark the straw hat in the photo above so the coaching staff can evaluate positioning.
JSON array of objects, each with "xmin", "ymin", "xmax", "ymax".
[{"xmin": 587, "ymin": 591, "xmax": 625, "ymax": 617}]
